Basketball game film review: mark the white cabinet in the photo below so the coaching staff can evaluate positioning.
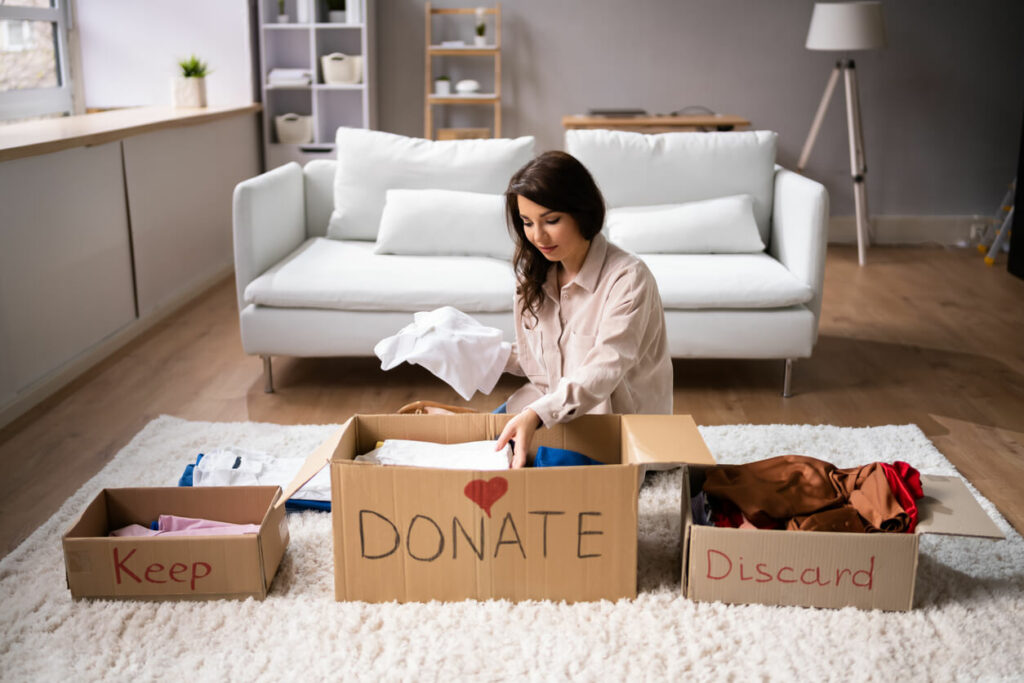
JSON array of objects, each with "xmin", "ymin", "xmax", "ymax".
[{"xmin": 257, "ymin": 0, "xmax": 376, "ymax": 169}]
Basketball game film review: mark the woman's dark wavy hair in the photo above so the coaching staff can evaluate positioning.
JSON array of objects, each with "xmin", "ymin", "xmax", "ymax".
[{"xmin": 505, "ymin": 150, "xmax": 605, "ymax": 327}]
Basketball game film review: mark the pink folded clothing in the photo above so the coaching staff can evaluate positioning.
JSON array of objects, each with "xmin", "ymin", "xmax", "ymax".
[{"xmin": 109, "ymin": 514, "xmax": 261, "ymax": 538}]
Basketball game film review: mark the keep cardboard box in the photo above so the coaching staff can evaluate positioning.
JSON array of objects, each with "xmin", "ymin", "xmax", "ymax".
[
  {"xmin": 62, "ymin": 486, "xmax": 289, "ymax": 600},
  {"xmin": 281, "ymin": 413, "xmax": 715, "ymax": 603},
  {"xmin": 681, "ymin": 464, "xmax": 1005, "ymax": 611}
]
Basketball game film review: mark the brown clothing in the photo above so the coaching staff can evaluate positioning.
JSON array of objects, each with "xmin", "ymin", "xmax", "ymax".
[{"xmin": 703, "ymin": 455, "xmax": 911, "ymax": 533}]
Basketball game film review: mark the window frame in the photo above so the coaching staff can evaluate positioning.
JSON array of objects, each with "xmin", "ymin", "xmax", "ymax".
[{"xmin": 0, "ymin": 2, "xmax": 73, "ymax": 121}]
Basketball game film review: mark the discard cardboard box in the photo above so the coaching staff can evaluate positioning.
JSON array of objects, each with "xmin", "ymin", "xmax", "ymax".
[
  {"xmin": 280, "ymin": 413, "xmax": 715, "ymax": 603},
  {"xmin": 62, "ymin": 486, "xmax": 289, "ymax": 600},
  {"xmin": 681, "ymin": 465, "xmax": 1005, "ymax": 611}
]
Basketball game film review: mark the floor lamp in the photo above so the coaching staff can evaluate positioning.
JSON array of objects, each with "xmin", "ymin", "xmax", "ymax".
[{"xmin": 797, "ymin": 1, "xmax": 887, "ymax": 266}]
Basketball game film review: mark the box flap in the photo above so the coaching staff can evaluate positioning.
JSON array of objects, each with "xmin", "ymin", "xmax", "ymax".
[
  {"xmin": 620, "ymin": 415, "xmax": 715, "ymax": 467},
  {"xmin": 274, "ymin": 421, "xmax": 350, "ymax": 510},
  {"xmin": 916, "ymin": 474, "xmax": 1005, "ymax": 539}
]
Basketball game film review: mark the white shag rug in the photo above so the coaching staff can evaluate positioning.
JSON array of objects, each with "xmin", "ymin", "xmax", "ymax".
[{"xmin": 1, "ymin": 416, "xmax": 1022, "ymax": 682}]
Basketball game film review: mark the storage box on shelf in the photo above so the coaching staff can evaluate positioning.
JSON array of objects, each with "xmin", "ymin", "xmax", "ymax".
[{"xmin": 258, "ymin": 0, "xmax": 375, "ymax": 168}]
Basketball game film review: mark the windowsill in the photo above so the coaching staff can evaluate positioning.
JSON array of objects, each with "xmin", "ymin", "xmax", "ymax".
[{"xmin": 0, "ymin": 103, "xmax": 262, "ymax": 163}]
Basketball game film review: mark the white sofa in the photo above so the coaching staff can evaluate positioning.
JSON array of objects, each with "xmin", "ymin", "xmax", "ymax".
[{"xmin": 233, "ymin": 128, "xmax": 828, "ymax": 396}]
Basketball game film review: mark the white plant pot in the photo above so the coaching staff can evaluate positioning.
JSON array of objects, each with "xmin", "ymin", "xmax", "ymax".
[
  {"xmin": 434, "ymin": 80, "xmax": 451, "ymax": 96},
  {"xmin": 321, "ymin": 53, "xmax": 362, "ymax": 84},
  {"xmin": 172, "ymin": 76, "xmax": 207, "ymax": 108},
  {"xmin": 328, "ymin": 10, "xmax": 346, "ymax": 22},
  {"xmin": 277, "ymin": 14, "xmax": 289, "ymax": 23},
  {"xmin": 474, "ymin": 35, "xmax": 487, "ymax": 47},
  {"xmin": 274, "ymin": 113, "xmax": 313, "ymax": 144}
]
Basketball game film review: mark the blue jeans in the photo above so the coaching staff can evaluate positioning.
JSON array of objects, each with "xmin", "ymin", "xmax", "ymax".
[{"xmin": 492, "ymin": 402, "xmax": 508, "ymax": 414}]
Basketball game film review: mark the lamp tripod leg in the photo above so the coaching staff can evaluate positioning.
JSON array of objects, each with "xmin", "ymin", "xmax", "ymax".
[
  {"xmin": 844, "ymin": 60, "xmax": 871, "ymax": 266},
  {"xmin": 798, "ymin": 62, "xmax": 842, "ymax": 172}
]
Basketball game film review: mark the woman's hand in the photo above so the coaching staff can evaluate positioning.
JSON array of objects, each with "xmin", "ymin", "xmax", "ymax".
[{"xmin": 495, "ymin": 408, "xmax": 542, "ymax": 469}]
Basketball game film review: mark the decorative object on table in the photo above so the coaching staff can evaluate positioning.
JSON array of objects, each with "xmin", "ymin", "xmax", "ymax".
[
  {"xmin": 434, "ymin": 75, "xmax": 451, "ymax": 95},
  {"xmin": 455, "ymin": 78, "xmax": 480, "ymax": 94},
  {"xmin": 474, "ymin": 6, "xmax": 487, "ymax": 46},
  {"xmin": 274, "ymin": 113, "xmax": 313, "ymax": 144},
  {"xmin": 425, "ymin": 2, "xmax": 502, "ymax": 139},
  {"xmin": 321, "ymin": 52, "xmax": 362, "ymax": 84},
  {"xmin": 172, "ymin": 54, "xmax": 209, "ymax": 108},
  {"xmin": 797, "ymin": 0, "xmax": 887, "ymax": 267},
  {"xmin": 326, "ymin": 0, "xmax": 345, "ymax": 23},
  {"xmin": 277, "ymin": 0, "xmax": 288, "ymax": 22}
]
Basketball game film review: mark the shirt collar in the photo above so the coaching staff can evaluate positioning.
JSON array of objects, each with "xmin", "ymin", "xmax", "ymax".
[
  {"xmin": 541, "ymin": 232, "xmax": 608, "ymax": 299},
  {"xmin": 573, "ymin": 232, "xmax": 608, "ymax": 294}
]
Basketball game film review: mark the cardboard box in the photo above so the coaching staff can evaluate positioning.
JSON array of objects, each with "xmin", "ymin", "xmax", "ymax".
[
  {"xmin": 281, "ymin": 413, "xmax": 715, "ymax": 603},
  {"xmin": 681, "ymin": 465, "xmax": 1005, "ymax": 611},
  {"xmin": 62, "ymin": 486, "xmax": 289, "ymax": 600}
]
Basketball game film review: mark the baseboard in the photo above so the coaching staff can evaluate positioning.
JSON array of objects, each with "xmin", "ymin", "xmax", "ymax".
[
  {"xmin": 828, "ymin": 215, "xmax": 991, "ymax": 246},
  {"xmin": 0, "ymin": 263, "xmax": 234, "ymax": 431}
]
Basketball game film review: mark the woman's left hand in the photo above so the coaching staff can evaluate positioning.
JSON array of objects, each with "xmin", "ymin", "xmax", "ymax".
[{"xmin": 495, "ymin": 408, "xmax": 542, "ymax": 468}]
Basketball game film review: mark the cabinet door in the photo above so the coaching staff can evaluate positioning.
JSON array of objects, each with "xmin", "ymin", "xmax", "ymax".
[
  {"xmin": 122, "ymin": 115, "xmax": 261, "ymax": 317},
  {"xmin": 0, "ymin": 143, "xmax": 136, "ymax": 402}
]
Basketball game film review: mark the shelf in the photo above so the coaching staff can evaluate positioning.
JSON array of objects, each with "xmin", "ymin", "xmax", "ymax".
[
  {"xmin": 266, "ymin": 84, "xmax": 313, "ymax": 90},
  {"xmin": 315, "ymin": 83, "xmax": 366, "ymax": 90},
  {"xmin": 265, "ymin": 23, "xmax": 365, "ymax": 29},
  {"xmin": 429, "ymin": 94, "xmax": 499, "ymax": 105},
  {"xmin": 428, "ymin": 45, "xmax": 500, "ymax": 56}
]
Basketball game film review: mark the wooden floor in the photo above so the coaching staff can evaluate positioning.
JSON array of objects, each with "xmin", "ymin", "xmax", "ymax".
[{"xmin": 2, "ymin": 245, "xmax": 1023, "ymax": 558}]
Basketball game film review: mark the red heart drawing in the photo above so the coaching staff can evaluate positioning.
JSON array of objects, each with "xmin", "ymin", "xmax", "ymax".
[{"xmin": 464, "ymin": 477, "xmax": 509, "ymax": 518}]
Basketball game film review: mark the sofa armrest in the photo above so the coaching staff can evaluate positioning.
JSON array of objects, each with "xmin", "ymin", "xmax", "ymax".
[
  {"xmin": 232, "ymin": 162, "xmax": 307, "ymax": 311},
  {"xmin": 770, "ymin": 166, "xmax": 829, "ymax": 322}
]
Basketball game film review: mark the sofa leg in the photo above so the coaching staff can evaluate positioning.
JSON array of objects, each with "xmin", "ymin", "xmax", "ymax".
[
  {"xmin": 782, "ymin": 359, "xmax": 794, "ymax": 398},
  {"xmin": 262, "ymin": 355, "xmax": 275, "ymax": 394}
]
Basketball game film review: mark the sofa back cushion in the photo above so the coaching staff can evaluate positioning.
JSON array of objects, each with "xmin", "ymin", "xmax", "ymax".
[
  {"xmin": 374, "ymin": 189, "xmax": 513, "ymax": 259},
  {"xmin": 606, "ymin": 194, "xmax": 765, "ymax": 254},
  {"xmin": 327, "ymin": 128, "xmax": 535, "ymax": 241},
  {"xmin": 565, "ymin": 129, "xmax": 777, "ymax": 243}
]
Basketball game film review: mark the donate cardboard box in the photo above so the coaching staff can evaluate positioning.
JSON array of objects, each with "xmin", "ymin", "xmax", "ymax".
[
  {"xmin": 62, "ymin": 486, "xmax": 289, "ymax": 600},
  {"xmin": 281, "ymin": 413, "xmax": 715, "ymax": 603},
  {"xmin": 681, "ymin": 465, "xmax": 1005, "ymax": 611}
]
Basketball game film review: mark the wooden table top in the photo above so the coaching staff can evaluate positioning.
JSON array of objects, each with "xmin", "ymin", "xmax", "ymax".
[{"xmin": 0, "ymin": 104, "xmax": 261, "ymax": 163}]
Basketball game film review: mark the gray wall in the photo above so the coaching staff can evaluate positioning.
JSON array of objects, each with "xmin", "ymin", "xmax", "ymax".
[{"xmin": 375, "ymin": 0, "xmax": 1024, "ymax": 217}]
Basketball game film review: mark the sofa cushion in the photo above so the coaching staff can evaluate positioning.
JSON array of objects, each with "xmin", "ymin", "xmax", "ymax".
[
  {"xmin": 566, "ymin": 129, "xmax": 777, "ymax": 244},
  {"xmin": 244, "ymin": 238, "xmax": 514, "ymax": 313},
  {"xmin": 374, "ymin": 188, "xmax": 513, "ymax": 259},
  {"xmin": 606, "ymin": 194, "xmax": 765, "ymax": 254},
  {"xmin": 327, "ymin": 128, "xmax": 534, "ymax": 241},
  {"xmin": 641, "ymin": 253, "xmax": 813, "ymax": 309}
]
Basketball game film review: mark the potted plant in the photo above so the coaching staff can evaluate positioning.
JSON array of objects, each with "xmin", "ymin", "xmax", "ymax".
[
  {"xmin": 434, "ymin": 74, "xmax": 451, "ymax": 96},
  {"xmin": 326, "ymin": 0, "xmax": 346, "ymax": 23},
  {"xmin": 172, "ymin": 55, "xmax": 209, "ymax": 108},
  {"xmin": 474, "ymin": 7, "xmax": 487, "ymax": 47},
  {"xmin": 277, "ymin": 0, "xmax": 288, "ymax": 23}
]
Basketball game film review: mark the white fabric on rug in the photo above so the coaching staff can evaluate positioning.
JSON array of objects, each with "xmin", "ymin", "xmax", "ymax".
[{"xmin": 0, "ymin": 416, "xmax": 1022, "ymax": 681}]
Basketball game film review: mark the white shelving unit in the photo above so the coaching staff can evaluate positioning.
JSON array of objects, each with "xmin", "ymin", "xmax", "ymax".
[{"xmin": 257, "ymin": 0, "xmax": 376, "ymax": 169}]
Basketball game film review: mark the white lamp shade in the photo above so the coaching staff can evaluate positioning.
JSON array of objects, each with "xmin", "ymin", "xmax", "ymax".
[{"xmin": 806, "ymin": 2, "xmax": 887, "ymax": 51}]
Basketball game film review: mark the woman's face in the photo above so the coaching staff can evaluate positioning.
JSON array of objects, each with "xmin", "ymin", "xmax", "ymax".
[{"xmin": 516, "ymin": 195, "xmax": 590, "ymax": 270}]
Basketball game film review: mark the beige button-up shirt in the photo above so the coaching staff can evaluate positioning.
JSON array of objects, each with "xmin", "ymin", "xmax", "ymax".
[{"xmin": 505, "ymin": 233, "xmax": 673, "ymax": 426}]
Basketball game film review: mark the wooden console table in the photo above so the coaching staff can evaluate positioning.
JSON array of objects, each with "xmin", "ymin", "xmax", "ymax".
[{"xmin": 562, "ymin": 113, "xmax": 750, "ymax": 133}]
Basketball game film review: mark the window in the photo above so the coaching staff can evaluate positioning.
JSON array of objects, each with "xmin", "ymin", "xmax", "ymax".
[{"xmin": 0, "ymin": 0, "xmax": 72, "ymax": 122}]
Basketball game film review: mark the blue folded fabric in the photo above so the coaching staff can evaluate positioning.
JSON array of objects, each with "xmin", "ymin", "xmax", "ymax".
[
  {"xmin": 533, "ymin": 446, "xmax": 603, "ymax": 468},
  {"xmin": 178, "ymin": 453, "xmax": 330, "ymax": 512}
]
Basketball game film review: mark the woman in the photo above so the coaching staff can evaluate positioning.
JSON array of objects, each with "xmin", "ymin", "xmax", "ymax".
[{"xmin": 495, "ymin": 151, "xmax": 673, "ymax": 468}]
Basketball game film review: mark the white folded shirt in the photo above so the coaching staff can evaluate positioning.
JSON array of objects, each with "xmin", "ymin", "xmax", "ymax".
[
  {"xmin": 355, "ymin": 439, "xmax": 511, "ymax": 470},
  {"xmin": 374, "ymin": 306, "xmax": 511, "ymax": 401},
  {"xmin": 192, "ymin": 447, "xmax": 331, "ymax": 502}
]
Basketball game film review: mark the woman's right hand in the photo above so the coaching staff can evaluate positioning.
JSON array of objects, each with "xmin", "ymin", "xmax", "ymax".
[{"xmin": 495, "ymin": 408, "xmax": 542, "ymax": 468}]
